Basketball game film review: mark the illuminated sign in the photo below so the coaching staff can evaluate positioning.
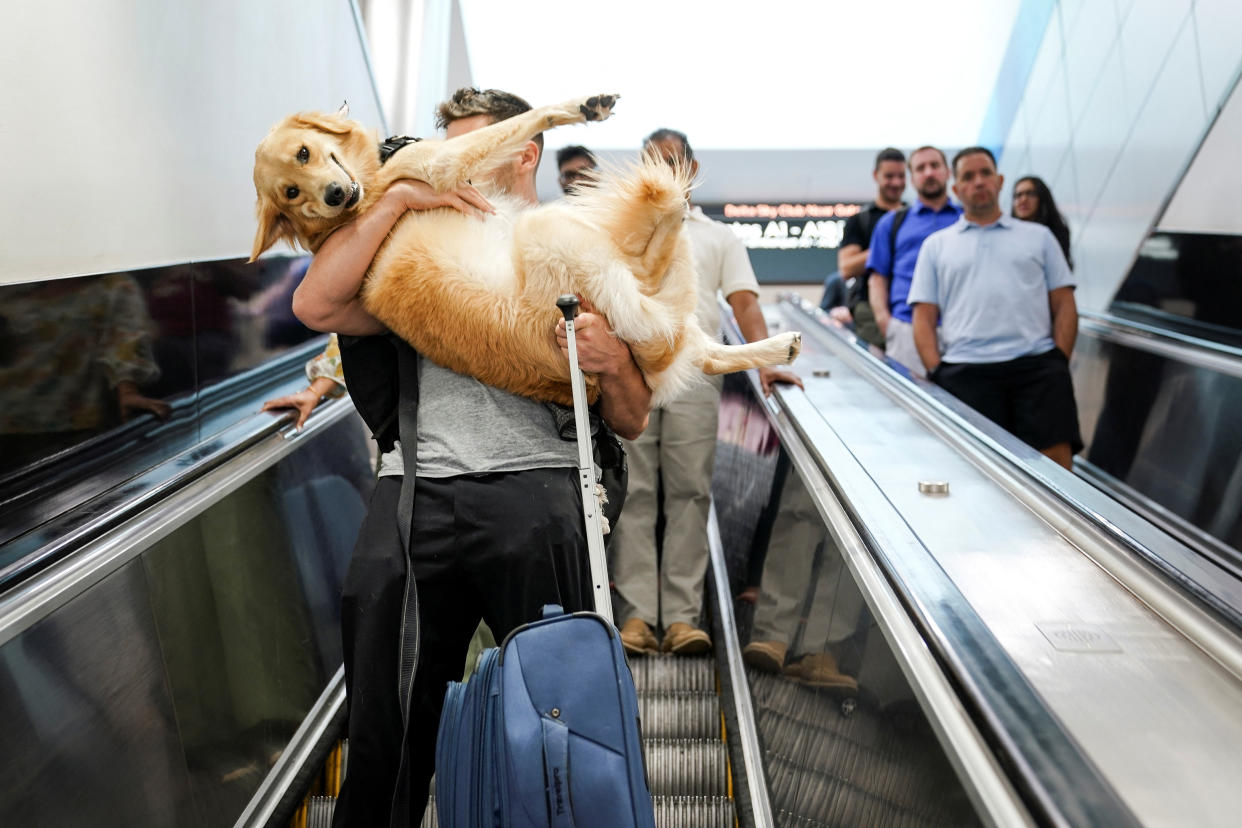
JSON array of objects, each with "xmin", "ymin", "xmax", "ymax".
[{"xmin": 701, "ymin": 202, "xmax": 865, "ymax": 283}]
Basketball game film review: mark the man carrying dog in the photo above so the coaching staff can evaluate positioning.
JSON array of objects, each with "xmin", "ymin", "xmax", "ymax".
[
  {"xmin": 293, "ymin": 87, "xmax": 651, "ymax": 826},
  {"xmin": 609, "ymin": 128, "xmax": 802, "ymax": 657}
]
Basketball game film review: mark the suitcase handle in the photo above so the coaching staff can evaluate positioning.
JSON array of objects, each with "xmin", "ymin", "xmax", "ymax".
[{"xmin": 557, "ymin": 295, "xmax": 613, "ymax": 625}]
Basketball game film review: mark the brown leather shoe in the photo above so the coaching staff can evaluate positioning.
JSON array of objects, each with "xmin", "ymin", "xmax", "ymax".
[
  {"xmin": 782, "ymin": 651, "xmax": 859, "ymax": 692},
  {"xmin": 619, "ymin": 618, "xmax": 659, "ymax": 655},
  {"xmin": 741, "ymin": 639, "xmax": 787, "ymax": 673},
  {"xmin": 661, "ymin": 622, "xmax": 712, "ymax": 655}
]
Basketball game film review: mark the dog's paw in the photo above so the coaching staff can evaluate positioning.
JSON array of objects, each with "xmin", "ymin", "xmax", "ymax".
[
  {"xmin": 578, "ymin": 94, "xmax": 619, "ymax": 122},
  {"xmin": 784, "ymin": 332, "xmax": 802, "ymax": 363}
]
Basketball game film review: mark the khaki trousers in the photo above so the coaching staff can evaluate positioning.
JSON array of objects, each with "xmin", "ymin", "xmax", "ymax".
[
  {"xmin": 611, "ymin": 380, "xmax": 721, "ymax": 629},
  {"xmin": 884, "ymin": 317, "xmax": 928, "ymax": 378}
]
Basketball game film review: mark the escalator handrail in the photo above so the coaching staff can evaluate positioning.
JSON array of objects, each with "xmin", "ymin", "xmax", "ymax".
[
  {"xmin": 1078, "ymin": 308, "xmax": 1242, "ymax": 379},
  {"xmin": 787, "ymin": 293, "xmax": 1242, "ymax": 647},
  {"xmin": 0, "ymin": 395, "xmax": 355, "ymax": 647}
]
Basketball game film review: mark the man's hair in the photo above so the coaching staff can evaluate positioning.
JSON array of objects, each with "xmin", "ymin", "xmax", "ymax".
[
  {"xmin": 874, "ymin": 147, "xmax": 905, "ymax": 171},
  {"xmin": 434, "ymin": 87, "xmax": 543, "ymax": 157},
  {"xmin": 908, "ymin": 145, "xmax": 947, "ymax": 169},
  {"xmin": 556, "ymin": 145, "xmax": 596, "ymax": 170},
  {"xmin": 951, "ymin": 146, "xmax": 997, "ymax": 176},
  {"xmin": 644, "ymin": 128, "xmax": 694, "ymax": 162}
]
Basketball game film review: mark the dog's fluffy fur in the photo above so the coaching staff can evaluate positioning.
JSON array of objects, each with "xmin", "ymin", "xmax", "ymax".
[{"xmin": 251, "ymin": 94, "xmax": 800, "ymax": 408}]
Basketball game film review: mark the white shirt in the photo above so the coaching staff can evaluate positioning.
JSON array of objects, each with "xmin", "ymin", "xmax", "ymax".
[{"xmin": 684, "ymin": 206, "xmax": 761, "ymax": 335}]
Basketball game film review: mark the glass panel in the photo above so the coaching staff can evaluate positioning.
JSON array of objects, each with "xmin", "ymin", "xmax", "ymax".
[
  {"xmin": 1108, "ymin": 232, "xmax": 1242, "ymax": 346},
  {"xmin": 1076, "ymin": 332, "xmax": 1242, "ymax": 552},
  {"xmin": 713, "ymin": 375, "xmax": 981, "ymax": 825}
]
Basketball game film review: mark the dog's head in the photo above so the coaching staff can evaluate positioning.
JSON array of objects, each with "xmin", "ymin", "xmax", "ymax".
[{"xmin": 250, "ymin": 105, "xmax": 378, "ymax": 260}]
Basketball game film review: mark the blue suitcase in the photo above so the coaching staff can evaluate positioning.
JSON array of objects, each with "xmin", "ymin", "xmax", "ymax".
[{"xmin": 434, "ymin": 297, "xmax": 656, "ymax": 827}]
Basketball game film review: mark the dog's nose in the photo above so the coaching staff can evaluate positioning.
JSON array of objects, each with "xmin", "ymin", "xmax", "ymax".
[{"xmin": 324, "ymin": 182, "xmax": 345, "ymax": 207}]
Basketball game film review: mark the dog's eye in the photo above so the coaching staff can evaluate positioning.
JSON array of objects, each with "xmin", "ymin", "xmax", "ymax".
[
  {"xmin": 297, "ymin": 146, "xmax": 309, "ymax": 163},
  {"xmin": 286, "ymin": 186, "xmax": 300, "ymax": 199}
]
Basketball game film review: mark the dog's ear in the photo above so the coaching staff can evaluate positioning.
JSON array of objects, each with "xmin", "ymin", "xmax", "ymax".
[
  {"xmin": 336, "ymin": 101, "xmax": 349, "ymax": 118},
  {"xmin": 250, "ymin": 199, "xmax": 296, "ymax": 261},
  {"xmin": 293, "ymin": 110, "xmax": 353, "ymax": 135}
]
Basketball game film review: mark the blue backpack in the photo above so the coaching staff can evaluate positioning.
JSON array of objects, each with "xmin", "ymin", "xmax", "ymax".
[{"xmin": 436, "ymin": 605, "xmax": 655, "ymax": 828}]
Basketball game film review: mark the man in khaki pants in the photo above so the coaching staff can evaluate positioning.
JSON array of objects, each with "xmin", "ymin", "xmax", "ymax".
[{"xmin": 611, "ymin": 128, "xmax": 802, "ymax": 656}]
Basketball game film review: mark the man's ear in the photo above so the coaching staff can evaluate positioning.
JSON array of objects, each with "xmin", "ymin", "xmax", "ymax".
[
  {"xmin": 251, "ymin": 199, "xmax": 295, "ymax": 261},
  {"xmin": 293, "ymin": 110, "xmax": 353, "ymax": 135}
]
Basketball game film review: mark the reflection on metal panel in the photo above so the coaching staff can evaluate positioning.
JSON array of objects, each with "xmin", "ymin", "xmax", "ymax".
[
  {"xmin": 0, "ymin": 416, "xmax": 371, "ymax": 826},
  {"xmin": 0, "ymin": 561, "xmax": 196, "ymax": 827},
  {"xmin": 1076, "ymin": 329, "xmax": 1242, "ymax": 558},
  {"xmin": 711, "ymin": 378, "xmax": 981, "ymax": 826}
]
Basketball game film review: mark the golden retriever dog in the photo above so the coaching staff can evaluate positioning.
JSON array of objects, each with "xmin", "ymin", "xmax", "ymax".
[{"xmin": 250, "ymin": 94, "xmax": 801, "ymax": 408}]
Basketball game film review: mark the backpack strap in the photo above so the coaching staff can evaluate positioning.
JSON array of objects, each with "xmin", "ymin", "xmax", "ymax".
[{"xmin": 888, "ymin": 206, "xmax": 910, "ymax": 275}]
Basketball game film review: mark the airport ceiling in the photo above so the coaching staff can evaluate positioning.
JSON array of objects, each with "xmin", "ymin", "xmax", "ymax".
[{"xmin": 460, "ymin": 0, "xmax": 1023, "ymax": 154}]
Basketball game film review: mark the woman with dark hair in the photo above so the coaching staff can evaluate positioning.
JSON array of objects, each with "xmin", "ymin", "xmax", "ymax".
[{"xmin": 1012, "ymin": 176, "xmax": 1073, "ymax": 268}]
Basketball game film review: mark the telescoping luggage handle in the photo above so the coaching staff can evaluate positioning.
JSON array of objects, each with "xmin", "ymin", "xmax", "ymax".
[{"xmin": 556, "ymin": 295, "xmax": 614, "ymax": 626}]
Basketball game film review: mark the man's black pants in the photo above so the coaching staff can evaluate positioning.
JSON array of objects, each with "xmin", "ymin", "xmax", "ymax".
[
  {"xmin": 932, "ymin": 348, "xmax": 1083, "ymax": 454},
  {"xmin": 332, "ymin": 467, "xmax": 591, "ymax": 827}
]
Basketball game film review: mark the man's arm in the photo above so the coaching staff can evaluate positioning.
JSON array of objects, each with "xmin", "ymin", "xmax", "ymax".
[
  {"xmin": 868, "ymin": 273, "xmax": 892, "ymax": 335},
  {"xmin": 911, "ymin": 303, "xmax": 941, "ymax": 374},
  {"xmin": 1049, "ymin": 286, "xmax": 1078, "ymax": 357},
  {"xmin": 556, "ymin": 300, "xmax": 650, "ymax": 439},
  {"xmin": 838, "ymin": 244, "xmax": 869, "ymax": 279},
  {"xmin": 292, "ymin": 180, "xmax": 493, "ymax": 335},
  {"xmin": 727, "ymin": 290, "xmax": 804, "ymax": 395}
]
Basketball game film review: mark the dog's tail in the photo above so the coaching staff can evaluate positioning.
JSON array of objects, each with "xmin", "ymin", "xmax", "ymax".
[{"xmin": 568, "ymin": 154, "xmax": 694, "ymax": 257}]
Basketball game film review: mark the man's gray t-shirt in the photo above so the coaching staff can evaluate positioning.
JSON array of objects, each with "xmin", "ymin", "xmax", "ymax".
[{"xmin": 413, "ymin": 356, "xmax": 576, "ymax": 477}]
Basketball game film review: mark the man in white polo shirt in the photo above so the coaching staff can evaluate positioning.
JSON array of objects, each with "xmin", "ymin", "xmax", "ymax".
[
  {"xmin": 908, "ymin": 146, "xmax": 1081, "ymax": 469},
  {"xmin": 611, "ymin": 127, "xmax": 803, "ymax": 656}
]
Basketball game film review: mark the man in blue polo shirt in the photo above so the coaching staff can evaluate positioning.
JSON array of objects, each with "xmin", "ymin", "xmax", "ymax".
[
  {"xmin": 908, "ymin": 146, "xmax": 1081, "ymax": 469},
  {"xmin": 866, "ymin": 145, "xmax": 961, "ymax": 376}
]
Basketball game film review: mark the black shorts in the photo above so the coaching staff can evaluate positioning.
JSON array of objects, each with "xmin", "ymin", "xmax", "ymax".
[{"xmin": 931, "ymin": 348, "xmax": 1083, "ymax": 454}]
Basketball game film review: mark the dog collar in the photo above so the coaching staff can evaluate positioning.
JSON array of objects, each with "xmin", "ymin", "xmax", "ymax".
[{"xmin": 379, "ymin": 135, "xmax": 422, "ymax": 164}]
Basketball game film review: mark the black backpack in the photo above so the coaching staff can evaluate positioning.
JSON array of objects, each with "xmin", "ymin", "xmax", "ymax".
[{"xmin": 846, "ymin": 206, "xmax": 909, "ymax": 310}]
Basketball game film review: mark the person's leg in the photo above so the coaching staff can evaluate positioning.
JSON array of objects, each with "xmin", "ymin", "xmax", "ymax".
[
  {"xmin": 609, "ymin": 409, "xmax": 663, "ymax": 632},
  {"xmin": 332, "ymin": 477, "xmax": 407, "ymax": 828},
  {"xmin": 658, "ymin": 382, "xmax": 720, "ymax": 651},
  {"xmin": 402, "ymin": 476, "xmax": 484, "ymax": 823},
  {"xmin": 1011, "ymin": 349, "xmax": 1083, "ymax": 470},
  {"xmin": 460, "ymin": 468, "xmax": 592, "ymax": 636},
  {"xmin": 883, "ymin": 318, "xmax": 927, "ymax": 378},
  {"xmin": 934, "ymin": 362, "xmax": 1012, "ymax": 431}
]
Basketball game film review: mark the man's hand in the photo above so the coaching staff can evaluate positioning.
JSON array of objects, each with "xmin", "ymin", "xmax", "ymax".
[
  {"xmin": 117, "ymin": 381, "xmax": 171, "ymax": 422},
  {"xmin": 827, "ymin": 306, "xmax": 853, "ymax": 325},
  {"xmin": 387, "ymin": 179, "xmax": 495, "ymax": 219},
  {"xmin": 758, "ymin": 366, "xmax": 803, "ymax": 396},
  {"xmin": 262, "ymin": 377, "xmax": 339, "ymax": 430},
  {"xmin": 555, "ymin": 297, "xmax": 632, "ymax": 378}
]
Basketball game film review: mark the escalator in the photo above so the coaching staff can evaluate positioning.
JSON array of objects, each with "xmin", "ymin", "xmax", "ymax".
[{"xmin": 7, "ymin": 298, "xmax": 1242, "ymax": 827}]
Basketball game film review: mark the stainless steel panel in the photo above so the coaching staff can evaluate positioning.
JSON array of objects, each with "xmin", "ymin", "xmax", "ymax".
[
  {"xmin": 0, "ymin": 561, "xmax": 198, "ymax": 827},
  {"xmin": 769, "ymin": 301, "xmax": 1242, "ymax": 826},
  {"xmin": 714, "ymin": 385, "xmax": 986, "ymax": 827}
]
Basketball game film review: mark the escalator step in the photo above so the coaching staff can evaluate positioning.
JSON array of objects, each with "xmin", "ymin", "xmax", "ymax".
[
  {"xmin": 629, "ymin": 654, "xmax": 716, "ymax": 692},
  {"xmin": 638, "ymin": 691, "xmax": 721, "ymax": 739},
  {"xmin": 644, "ymin": 738, "xmax": 729, "ymax": 797},
  {"xmin": 651, "ymin": 795, "xmax": 735, "ymax": 827},
  {"xmin": 306, "ymin": 795, "xmax": 335, "ymax": 828}
]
